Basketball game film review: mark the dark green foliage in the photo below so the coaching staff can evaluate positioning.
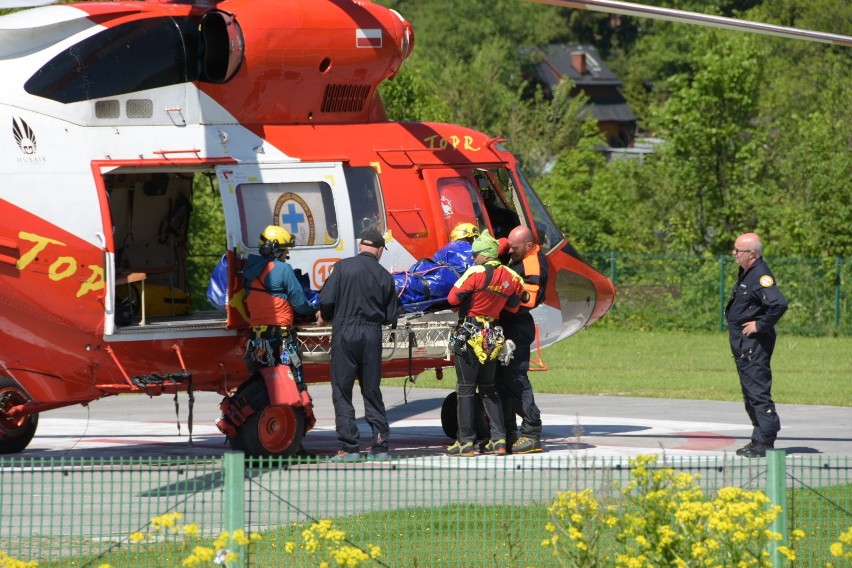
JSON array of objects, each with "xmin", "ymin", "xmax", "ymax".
[
  {"xmin": 378, "ymin": 0, "xmax": 851, "ymax": 265},
  {"xmin": 186, "ymin": 174, "xmax": 226, "ymax": 311}
]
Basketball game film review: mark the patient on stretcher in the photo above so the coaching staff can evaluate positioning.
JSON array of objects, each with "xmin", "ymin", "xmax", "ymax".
[{"xmin": 394, "ymin": 223, "xmax": 493, "ymax": 313}]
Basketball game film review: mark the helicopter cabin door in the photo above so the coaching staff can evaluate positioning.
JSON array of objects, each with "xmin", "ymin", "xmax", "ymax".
[{"xmin": 214, "ymin": 163, "xmax": 354, "ymax": 329}]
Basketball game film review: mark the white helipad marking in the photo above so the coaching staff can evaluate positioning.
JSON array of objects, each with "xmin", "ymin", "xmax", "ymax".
[{"xmin": 27, "ymin": 410, "xmax": 752, "ymax": 459}]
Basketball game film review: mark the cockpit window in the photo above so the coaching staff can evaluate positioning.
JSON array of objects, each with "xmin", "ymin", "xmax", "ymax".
[
  {"xmin": 514, "ymin": 168, "xmax": 564, "ymax": 254},
  {"xmin": 474, "ymin": 168, "xmax": 522, "ymax": 240},
  {"xmin": 25, "ymin": 18, "xmax": 200, "ymax": 103}
]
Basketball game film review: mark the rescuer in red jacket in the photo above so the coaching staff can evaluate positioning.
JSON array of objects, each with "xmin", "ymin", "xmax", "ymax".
[{"xmin": 446, "ymin": 231, "xmax": 526, "ymax": 457}]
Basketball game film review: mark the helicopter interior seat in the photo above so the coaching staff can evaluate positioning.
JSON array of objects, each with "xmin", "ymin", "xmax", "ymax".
[{"xmin": 108, "ymin": 171, "xmax": 195, "ymax": 324}]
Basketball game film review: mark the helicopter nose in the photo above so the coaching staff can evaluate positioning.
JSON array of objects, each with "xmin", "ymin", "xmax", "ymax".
[{"xmin": 554, "ymin": 269, "xmax": 599, "ymax": 338}]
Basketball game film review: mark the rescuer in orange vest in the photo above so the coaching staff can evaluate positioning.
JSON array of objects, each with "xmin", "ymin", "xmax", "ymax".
[{"xmin": 497, "ymin": 225, "xmax": 549, "ymax": 454}]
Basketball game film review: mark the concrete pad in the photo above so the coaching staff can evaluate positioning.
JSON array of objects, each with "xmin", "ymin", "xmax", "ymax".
[{"xmin": 18, "ymin": 386, "xmax": 851, "ymax": 459}]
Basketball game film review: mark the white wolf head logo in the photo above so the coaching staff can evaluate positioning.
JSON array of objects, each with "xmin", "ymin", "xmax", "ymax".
[{"xmin": 13, "ymin": 117, "xmax": 37, "ymax": 155}]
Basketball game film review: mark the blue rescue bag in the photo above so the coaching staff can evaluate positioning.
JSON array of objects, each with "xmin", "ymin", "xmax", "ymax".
[
  {"xmin": 394, "ymin": 240, "xmax": 475, "ymax": 313},
  {"xmin": 206, "ymin": 254, "xmax": 228, "ymax": 310}
]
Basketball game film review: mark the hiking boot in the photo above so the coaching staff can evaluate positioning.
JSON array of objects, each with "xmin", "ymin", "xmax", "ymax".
[
  {"xmin": 330, "ymin": 450, "xmax": 363, "ymax": 462},
  {"xmin": 739, "ymin": 442, "xmax": 774, "ymax": 458},
  {"xmin": 447, "ymin": 441, "xmax": 476, "ymax": 457},
  {"xmin": 505, "ymin": 432, "xmax": 518, "ymax": 454},
  {"xmin": 481, "ymin": 439, "xmax": 507, "ymax": 455},
  {"xmin": 512, "ymin": 435, "xmax": 543, "ymax": 454},
  {"xmin": 366, "ymin": 451, "xmax": 391, "ymax": 462},
  {"xmin": 735, "ymin": 441, "xmax": 756, "ymax": 456}
]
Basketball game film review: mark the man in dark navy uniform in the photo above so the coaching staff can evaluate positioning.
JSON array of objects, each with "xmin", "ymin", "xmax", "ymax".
[
  {"xmin": 725, "ymin": 232, "xmax": 788, "ymax": 458},
  {"xmin": 319, "ymin": 227, "xmax": 400, "ymax": 462}
]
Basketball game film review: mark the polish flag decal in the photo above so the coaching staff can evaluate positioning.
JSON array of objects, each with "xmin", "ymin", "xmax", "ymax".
[{"xmin": 356, "ymin": 29, "xmax": 382, "ymax": 48}]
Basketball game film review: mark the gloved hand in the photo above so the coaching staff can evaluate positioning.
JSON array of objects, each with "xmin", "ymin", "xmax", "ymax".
[{"xmin": 497, "ymin": 339, "xmax": 515, "ymax": 366}]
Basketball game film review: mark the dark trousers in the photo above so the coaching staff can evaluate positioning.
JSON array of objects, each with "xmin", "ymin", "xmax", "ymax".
[
  {"xmin": 496, "ymin": 317, "xmax": 542, "ymax": 438},
  {"xmin": 454, "ymin": 348, "xmax": 505, "ymax": 444},
  {"xmin": 729, "ymin": 327, "xmax": 781, "ymax": 445},
  {"xmin": 330, "ymin": 322, "xmax": 389, "ymax": 453}
]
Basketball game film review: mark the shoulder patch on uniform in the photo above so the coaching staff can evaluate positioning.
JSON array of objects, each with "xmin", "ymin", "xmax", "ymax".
[{"xmin": 759, "ymin": 275, "xmax": 774, "ymax": 287}]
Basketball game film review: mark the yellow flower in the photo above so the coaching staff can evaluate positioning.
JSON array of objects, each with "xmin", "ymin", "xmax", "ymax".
[
  {"xmin": 284, "ymin": 542, "xmax": 297, "ymax": 554},
  {"xmin": 231, "ymin": 529, "xmax": 250, "ymax": 546},
  {"xmin": 213, "ymin": 531, "xmax": 230, "ymax": 550},
  {"xmin": 128, "ymin": 532, "xmax": 146, "ymax": 544},
  {"xmin": 189, "ymin": 546, "xmax": 215, "ymax": 563},
  {"xmin": 150, "ymin": 511, "xmax": 182, "ymax": 531},
  {"xmin": 778, "ymin": 546, "xmax": 796, "ymax": 561},
  {"xmin": 180, "ymin": 524, "xmax": 199, "ymax": 537}
]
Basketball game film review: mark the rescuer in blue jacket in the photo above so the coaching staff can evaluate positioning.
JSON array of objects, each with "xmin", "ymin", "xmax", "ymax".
[{"xmin": 725, "ymin": 232, "xmax": 788, "ymax": 458}]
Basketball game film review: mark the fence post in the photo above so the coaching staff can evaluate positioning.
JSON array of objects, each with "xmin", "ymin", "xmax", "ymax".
[
  {"xmin": 718, "ymin": 254, "xmax": 728, "ymax": 332},
  {"xmin": 224, "ymin": 452, "xmax": 246, "ymax": 568},
  {"xmin": 765, "ymin": 449, "xmax": 788, "ymax": 567},
  {"xmin": 836, "ymin": 256, "xmax": 842, "ymax": 329},
  {"xmin": 609, "ymin": 250, "xmax": 617, "ymax": 285}
]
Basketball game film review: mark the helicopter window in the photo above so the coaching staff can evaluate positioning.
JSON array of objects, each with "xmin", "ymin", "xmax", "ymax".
[
  {"xmin": 514, "ymin": 168, "xmax": 564, "ymax": 254},
  {"xmin": 236, "ymin": 182, "xmax": 339, "ymax": 248},
  {"xmin": 25, "ymin": 17, "xmax": 200, "ymax": 104},
  {"xmin": 343, "ymin": 166, "xmax": 385, "ymax": 237},
  {"xmin": 436, "ymin": 177, "xmax": 488, "ymax": 240},
  {"xmin": 474, "ymin": 169, "xmax": 521, "ymax": 240}
]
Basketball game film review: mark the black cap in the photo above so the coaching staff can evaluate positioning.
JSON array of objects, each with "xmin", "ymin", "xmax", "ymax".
[{"xmin": 359, "ymin": 227, "xmax": 386, "ymax": 248}]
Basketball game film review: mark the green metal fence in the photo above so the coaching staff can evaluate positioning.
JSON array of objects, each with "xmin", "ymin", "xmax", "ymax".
[
  {"xmin": 585, "ymin": 253, "xmax": 851, "ymax": 335},
  {"xmin": 1, "ymin": 453, "xmax": 850, "ymax": 567}
]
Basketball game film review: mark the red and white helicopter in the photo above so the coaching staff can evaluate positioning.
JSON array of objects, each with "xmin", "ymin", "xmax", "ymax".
[{"xmin": 0, "ymin": 0, "xmax": 846, "ymax": 457}]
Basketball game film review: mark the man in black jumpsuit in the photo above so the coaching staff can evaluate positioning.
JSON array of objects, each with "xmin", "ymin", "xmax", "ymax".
[
  {"xmin": 725, "ymin": 232, "xmax": 788, "ymax": 458},
  {"xmin": 319, "ymin": 227, "xmax": 400, "ymax": 462}
]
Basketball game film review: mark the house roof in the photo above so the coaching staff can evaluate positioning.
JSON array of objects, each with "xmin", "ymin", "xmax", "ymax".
[
  {"xmin": 533, "ymin": 44, "xmax": 622, "ymax": 86},
  {"xmin": 529, "ymin": 44, "xmax": 636, "ymax": 122}
]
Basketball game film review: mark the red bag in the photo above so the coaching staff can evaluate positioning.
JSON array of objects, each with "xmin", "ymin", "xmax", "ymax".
[{"xmin": 259, "ymin": 366, "xmax": 301, "ymax": 407}]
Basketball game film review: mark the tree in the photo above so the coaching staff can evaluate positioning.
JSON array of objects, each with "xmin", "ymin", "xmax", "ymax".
[
  {"xmin": 763, "ymin": 66, "xmax": 852, "ymax": 257},
  {"xmin": 378, "ymin": 67, "xmax": 452, "ymax": 123},
  {"xmin": 644, "ymin": 29, "xmax": 770, "ymax": 254}
]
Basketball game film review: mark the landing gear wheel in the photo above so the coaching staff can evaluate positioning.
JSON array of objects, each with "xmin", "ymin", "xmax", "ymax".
[
  {"xmin": 439, "ymin": 392, "xmax": 489, "ymax": 440},
  {"xmin": 240, "ymin": 404, "xmax": 305, "ymax": 457},
  {"xmin": 0, "ymin": 377, "xmax": 39, "ymax": 454}
]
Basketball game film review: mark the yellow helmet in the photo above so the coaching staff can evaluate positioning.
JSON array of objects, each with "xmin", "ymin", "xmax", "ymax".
[
  {"xmin": 258, "ymin": 225, "xmax": 294, "ymax": 256},
  {"xmin": 450, "ymin": 222, "xmax": 480, "ymax": 241}
]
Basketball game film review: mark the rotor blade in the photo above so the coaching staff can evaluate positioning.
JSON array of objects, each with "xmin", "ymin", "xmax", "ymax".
[
  {"xmin": 528, "ymin": 0, "xmax": 852, "ymax": 47},
  {"xmin": 0, "ymin": 0, "xmax": 57, "ymax": 7}
]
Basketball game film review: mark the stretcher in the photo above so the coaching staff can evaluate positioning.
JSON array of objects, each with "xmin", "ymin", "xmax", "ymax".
[{"xmin": 295, "ymin": 311, "xmax": 458, "ymax": 363}]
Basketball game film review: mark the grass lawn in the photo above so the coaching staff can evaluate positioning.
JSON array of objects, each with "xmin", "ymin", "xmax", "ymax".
[
  {"xmin": 385, "ymin": 327, "xmax": 852, "ymax": 407},
  {"xmin": 54, "ymin": 483, "xmax": 850, "ymax": 567}
]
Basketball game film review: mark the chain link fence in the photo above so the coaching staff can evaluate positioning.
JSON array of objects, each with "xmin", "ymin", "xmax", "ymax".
[
  {"xmin": 585, "ymin": 253, "xmax": 851, "ymax": 335},
  {"xmin": 1, "ymin": 453, "xmax": 849, "ymax": 567}
]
